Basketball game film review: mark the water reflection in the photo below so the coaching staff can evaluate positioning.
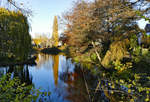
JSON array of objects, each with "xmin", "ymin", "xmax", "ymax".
[
  {"xmin": 52, "ymin": 55, "xmax": 59, "ymax": 86},
  {"xmin": 0, "ymin": 65, "xmax": 32, "ymax": 85},
  {"xmin": 0, "ymin": 53, "xmax": 89, "ymax": 102},
  {"xmin": 0, "ymin": 53, "xmax": 148, "ymax": 102},
  {"xmin": 29, "ymin": 53, "xmax": 88, "ymax": 102}
]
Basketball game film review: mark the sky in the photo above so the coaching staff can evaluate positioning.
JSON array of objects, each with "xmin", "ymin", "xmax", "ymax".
[
  {"xmin": 14, "ymin": 0, "xmax": 75, "ymax": 38},
  {"xmin": 137, "ymin": 19, "xmax": 149, "ymax": 30},
  {"xmin": 18, "ymin": 0, "xmax": 148, "ymax": 38},
  {"xmin": 1, "ymin": 0, "xmax": 149, "ymax": 38}
]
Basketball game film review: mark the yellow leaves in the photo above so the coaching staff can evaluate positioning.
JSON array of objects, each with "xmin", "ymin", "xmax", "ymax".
[
  {"xmin": 145, "ymin": 97, "xmax": 150, "ymax": 102},
  {"xmin": 119, "ymin": 79, "xmax": 124, "ymax": 83},
  {"xmin": 128, "ymin": 89, "xmax": 132, "ymax": 93},
  {"xmin": 33, "ymin": 39, "xmax": 42, "ymax": 45},
  {"xmin": 110, "ymin": 90, "xmax": 114, "ymax": 94},
  {"xmin": 52, "ymin": 16, "xmax": 59, "ymax": 47},
  {"xmin": 108, "ymin": 83, "xmax": 111, "ymax": 86},
  {"xmin": 0, "ymin": 8, "xmax": 31, "ymax": 61},
  {"xmin": 128, "ymin": 84, "xmax": 132, "ymax": 88},
  {"xmin": 111, "ymin": 84, "xmax": 115, "ymax": 89},
  {"xmin": 102, "ymin": 73, "xmax": 105, "ymax": 77},
  {"xmin": 134, "ymin": 74, "xmax": 140, "ymax": 80},
  {"xmin": 0, "ymin": 8, "xmax": 9, "ymax": 14},
  {"xmin": 102, "ymin": 39, "xmax": 129, "ymax": 68},
  {"xmin": 146, "ymin": 90, "xmax": 149, "ymax": 94},
  {"xmin": 115, "ymin": 80, "xmax": 119, "ymax": 84},
  {"xmin": 130, "ymin": 99, "xmax": 134, "ymax": 102},
  {"xmin": 8, "ymin": 53, "xmax": 13, "ymax": 58},
  {"xmin": 112, "ymin": 60, "xmax": 133, "ymax": 72},
  {"xmin": 101, "ymin": 50, "xmax": 112, "ymax": 68},
  {"xmin": 132, "ymin": 81, "xmax": 136, "ymax": 86}
]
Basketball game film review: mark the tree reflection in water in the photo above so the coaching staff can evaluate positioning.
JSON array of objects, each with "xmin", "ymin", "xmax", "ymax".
[
  {"xmin": 0, "ymin": 53, "xmax": 149, "ymax": 102},
  {"xmin": 59, "ymin": 65, "xmax": 89, "ymax": 102},
  {"xmin": 0, "ymin": 54, "xmax": 93, "ymax": 102},
  {"xmin": 0, "ymin": 65, "xmax": 32, "ymax": 85},
  {"xmin": 52, "ymin": 55, "xmax": 59, "ymax": 86},
  {"xmin": 30, "ymin": 53, "xmax": 90, "ymax": 102}
]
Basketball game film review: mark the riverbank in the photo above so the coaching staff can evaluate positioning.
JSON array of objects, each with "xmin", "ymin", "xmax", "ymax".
[
  {"xmin": 65, "ymin": 46, "xmax": 150, "ymax": 102},
  {"xmin": 0, "ymin": 56, "xmax": 37, "ymax": 67}
]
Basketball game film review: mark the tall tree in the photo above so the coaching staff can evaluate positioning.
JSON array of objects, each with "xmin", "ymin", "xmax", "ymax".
[
  {"xmin": 52, "ymin": 16, "xmax": 59, "ymax": 47},
  {"xmin": 61, "ymin": 0, "xmax": 150, "ymax": 67}
]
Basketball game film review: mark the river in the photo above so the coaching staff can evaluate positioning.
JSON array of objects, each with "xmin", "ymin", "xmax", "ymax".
[
  {"xmin": 0, "ymin": 53, "xmax": 89, "ymax": 102},
  {"xmin": 0, "ymin": 53, "xmax": 148, "ymax": 102}
]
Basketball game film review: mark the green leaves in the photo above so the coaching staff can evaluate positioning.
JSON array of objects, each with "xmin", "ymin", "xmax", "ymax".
[
  {"xmin": 0, "ymin": 8, "xmax": 31, "ymax": 63},
  {"xmin": 0, "ymin": 73, "xmax": 51, "ymax": 102}
]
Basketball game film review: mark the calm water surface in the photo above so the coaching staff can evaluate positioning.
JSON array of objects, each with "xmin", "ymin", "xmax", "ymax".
[
  {"xmin": 0, "ymin": 53, "xmax": 147, "ymax": 102},
  {"xmin": 0, "ymin": 53, "xmax": 88, "ymax": 102}
]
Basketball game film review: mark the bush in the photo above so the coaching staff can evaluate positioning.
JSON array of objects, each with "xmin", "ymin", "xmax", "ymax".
[
  {"xmin": 0, "ymin": 73, "xmax": 51, "ymax": 102},
  {"xmin": 0, "ymin": 74, "xmax": 37, "ymax": 102}
]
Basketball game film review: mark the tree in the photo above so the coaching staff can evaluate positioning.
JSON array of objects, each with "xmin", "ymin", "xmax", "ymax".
[
  {"xmin": 61, "ymin": 0, "xmax": 150, "ymax": 68},
  {"xmin": 52, "ymin": 16, "xmax": 59, "ymax": 47},
  {"xmin": 0, "ymin": 8, "xmax": 32, "ymax": 62}
]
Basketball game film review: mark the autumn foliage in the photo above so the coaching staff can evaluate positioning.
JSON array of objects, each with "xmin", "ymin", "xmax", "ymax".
[
  {"xmin": 61, "ymin": 0, "xmax": 150, "ymax": 67},
  {"xmin": 52, "ymin": 16, "xmax": 59, "ymax": 47}
]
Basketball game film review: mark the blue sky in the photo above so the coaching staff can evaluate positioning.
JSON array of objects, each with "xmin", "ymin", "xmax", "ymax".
[
  {"xmin": 15, "ymin": 0, "xmax": 75, "ymax": 38},
  {"xmin": 18, "ymin": 0, "xmax": 148, "ymax": 38},
  {"xmin": 1, "ymin": 0, "xmax": 149, "ymax": 38}
]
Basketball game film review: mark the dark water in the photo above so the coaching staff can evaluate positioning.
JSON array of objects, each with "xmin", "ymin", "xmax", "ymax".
[
  {"xmin": 1, "ymin": 53, "xmax": 148, "ymax": 102},
  {"xmin": 0, "ymin": 53, "xmax": 88, "ymax": 102}
]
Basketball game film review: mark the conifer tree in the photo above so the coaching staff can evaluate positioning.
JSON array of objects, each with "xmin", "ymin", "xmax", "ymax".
[{"xmin": 52, "ymin": 16, "xmax": 59, "ymax": 47}]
